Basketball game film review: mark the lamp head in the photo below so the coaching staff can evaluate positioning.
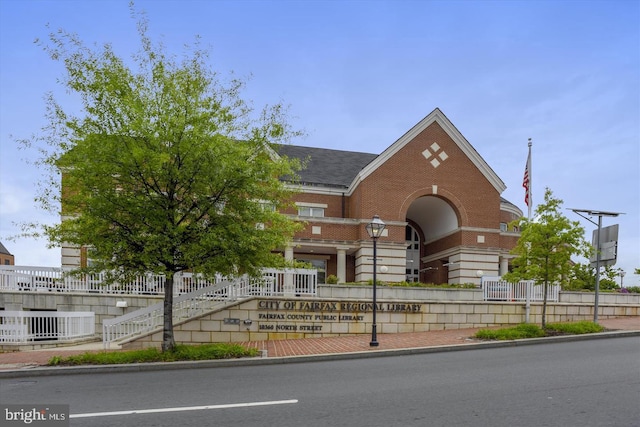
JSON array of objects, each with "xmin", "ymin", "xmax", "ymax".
[{"xmin": 366, "ymin": 215, "xmax": 386, "ymax": 239}]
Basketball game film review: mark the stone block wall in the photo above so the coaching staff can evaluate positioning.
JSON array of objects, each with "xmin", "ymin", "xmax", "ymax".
[
  {"xmin": 0, "ymin": 291, "xmax": 161, "ymax": 335},
  {"xmin": 121, "ymin": 296, "xmax": 640, "ymax": 350}
]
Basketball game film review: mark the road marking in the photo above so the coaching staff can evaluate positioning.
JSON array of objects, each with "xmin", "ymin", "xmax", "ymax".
[{"xmin": 70, "ymin": 399, "xmax": 299, "ymax": 418}]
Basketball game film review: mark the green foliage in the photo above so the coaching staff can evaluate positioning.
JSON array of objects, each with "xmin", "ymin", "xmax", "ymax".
[
  {"xmin": 325, "ymin": 274, "xmax": 339, "ymax": 284},
  {"xmin": 503, "ymin": 188, "xmax": 591, "ymax": 327},
  {"xmin": 389, "ymin": 281, "xmax": 476, "ymax": 289},
  {"xmin": 475, "ymin": 321, "xmax": 604, "ymax": 340},
  {"xmin": 475, "ymin": 324, "xmax": 546, "ymax": 340},
  {"xmin": 36, "ymin": 14, "xmax": 304, "ymax": 278},
  {"xmin": 22, "ymin": 6, "xmax": 304, "ymax": 351},
  {"xmin": 623, "ymin": 286, "xmax": 640, "ymax": 293},
  {"xmin": 48, "ymin": 344, "xmax": 259, "ymax": 366},
  {"xmin": 337, "ymin": 281, "xmax": 475, "ymax": 289},
  {"xmin": 566, "ymin": 264, "xmax": 620, "ymax": 291},
  {"xmin": 545, "ymin": 321, "xmax": 604, "ymax": 334}
]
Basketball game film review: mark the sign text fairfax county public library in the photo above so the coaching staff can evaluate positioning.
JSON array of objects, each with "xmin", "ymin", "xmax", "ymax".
[{"xmin": 256, "ymin": 299, "xmax": 423, "ymax": 333}]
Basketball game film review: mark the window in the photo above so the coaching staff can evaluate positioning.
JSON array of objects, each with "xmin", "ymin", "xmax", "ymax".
[
  {"xmin": 405, "ymin": 225, "xmax": 420, "ymax": 282},
  {"xmin": 298, "ymin": 206, "xmax": 325, "ymax": 217},
  {"xmin": 86, "ymin": 247, "xmax": 99, "ymax": 268},
  {"xmin": 297, "ymin": 258, "xmax": 326, "ymax": 283},
  {"xmin": 259, "ymin": 202, "xmax": 276, "ymax": 212},
  {"xmin": 406, "ymin": 226, "xmax": 419, "ymax": 250},
  {"xmin": 500, "ymin": 223, "xmax": 508, "ymax": 232}
]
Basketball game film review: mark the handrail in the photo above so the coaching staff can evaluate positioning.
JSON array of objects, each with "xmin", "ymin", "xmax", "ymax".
[
  {"xmin": 102, "ymin": 276, "xmax": 263, "ymax": 348},
  {"xmin": 102, "ymin": 279, "xmax": 234, "ymax": 348}
]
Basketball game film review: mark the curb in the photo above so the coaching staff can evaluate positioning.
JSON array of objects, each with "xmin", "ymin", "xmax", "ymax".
[{"xmin": 1, "ymin": 330, "xmax": 638, "ymax": 379}]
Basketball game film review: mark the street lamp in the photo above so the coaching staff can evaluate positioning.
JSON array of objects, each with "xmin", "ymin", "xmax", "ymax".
[
  {"xmin": 366, "ymin": 214, "xmax": 386, "ymax": 347},
  {"xmin": 569, "ymin": 208, "xmax": 623, "ymax": 323}
]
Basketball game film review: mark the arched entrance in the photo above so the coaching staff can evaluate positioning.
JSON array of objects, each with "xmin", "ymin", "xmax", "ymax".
[{"xmin": 405, "ymin": 195, "xmax": 459, "ymax": 282}]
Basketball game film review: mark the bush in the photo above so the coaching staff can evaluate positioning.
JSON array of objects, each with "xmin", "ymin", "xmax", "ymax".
[
  {"xmin": 475, "ymin": 324, "xmax": 546, "ymax": 340},
  {"xmin": 475, "ymin": 321, "xmax": 605, "ymax": 341},
  {"xmin": 325, "ymin": 274, "xmax": 339, "ymax": 284},
  {"xmin": 336, "ymin": 281, "xmax": 476, "ymax": 289},
  {"xmin": 48, "ymin": 343, "xmax": 259, "ymax": 366},
  {"xmin": 545, "ymin": 321, "xmax": 604, "ymax": 334},
  {"xmin": 623, "ymin": 286, "xmax": 640, "ymax": 294}
]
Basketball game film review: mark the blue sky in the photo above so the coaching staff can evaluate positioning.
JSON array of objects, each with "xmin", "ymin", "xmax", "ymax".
[{"xmin": 1, "ymin": 0, "xmax": 638, "ymax": 285}]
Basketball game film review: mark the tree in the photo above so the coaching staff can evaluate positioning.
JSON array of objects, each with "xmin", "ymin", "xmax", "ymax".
[
  {"xmin": 566, "ymin": 263, "xmax": 619, "ymax": 291},
  {"xmin": 504, "ymin": 188, "xmax": 591, "ymax": 327},
  {"xmin": 20, "ymin": 8, "xmax": 303, "ymax": 352}
]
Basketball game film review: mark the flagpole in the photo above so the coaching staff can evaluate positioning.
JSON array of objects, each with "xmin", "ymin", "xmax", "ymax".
[
  {"xmin": 527, "ymin": 138, "xmax": 532, "ymax": 220},
  {"xmin": 525, "ymin": 138, "xmax": 532, "ymax": 323}
]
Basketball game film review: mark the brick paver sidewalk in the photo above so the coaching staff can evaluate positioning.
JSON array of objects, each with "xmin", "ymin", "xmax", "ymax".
[{"xmin": 0, "ymin": 316, "xmax": 637, "ymax": 371}]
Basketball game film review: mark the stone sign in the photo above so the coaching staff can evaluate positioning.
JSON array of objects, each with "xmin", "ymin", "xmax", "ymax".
[{"xmin": 256, "ymin": 299, "xmax": 423, "ymax": 334}]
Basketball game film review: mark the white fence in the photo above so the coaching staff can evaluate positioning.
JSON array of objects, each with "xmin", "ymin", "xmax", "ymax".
[
  {"xmin": 0, "ymin": 265, "xmax": 317, "ymax": 297},
  {"xmin": 0, "ymin": 311, "xmax": 95, "ymax": 343},
  {"xmin": 481, "ymin": 277, "xmax": 560, "ymax": 302}
]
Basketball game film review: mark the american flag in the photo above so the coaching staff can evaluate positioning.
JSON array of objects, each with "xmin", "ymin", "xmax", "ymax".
[{"xmin": 523, "ymin": 150, "xmax": 531, "ymax": 207}]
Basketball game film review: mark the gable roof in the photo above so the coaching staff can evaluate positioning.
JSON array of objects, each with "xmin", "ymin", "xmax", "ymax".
[
  {"xmin": 276, "ymin": 145, "xmax": 378, "ymax": 189},
  {"xmin": 0, "ymin": 241, "xmax": 12, "ymax": 256},
  {"xmin": 350, "ymin": 108, "xmax": 506, "ymax": 195},
  {"xmin": 277, "ymin": 108, "xmax": 507, "ymax": 197}
]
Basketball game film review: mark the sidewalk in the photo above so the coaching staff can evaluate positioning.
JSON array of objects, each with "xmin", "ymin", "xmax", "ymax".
[{"xmin": 1, "ymin": 317, "xmax": 638, "ymax": 372}]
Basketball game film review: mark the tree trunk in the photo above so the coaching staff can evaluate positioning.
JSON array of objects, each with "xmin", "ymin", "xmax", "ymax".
[
  {"xmin": 162, "ymin": 271, "xmax": 176, "ymax": 352},
  {"xmin": 542, "ymin": 256, "xmax": 549, "ymax": 329},
  {"xmin": 542, "ymin": 279, "xmax": 548, "ymax": 329}
]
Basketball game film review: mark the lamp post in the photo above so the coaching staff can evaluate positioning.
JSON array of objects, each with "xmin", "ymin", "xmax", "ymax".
[{"xmin": 366, "ymin": 215, "xmax": 386, "ymax": 347}]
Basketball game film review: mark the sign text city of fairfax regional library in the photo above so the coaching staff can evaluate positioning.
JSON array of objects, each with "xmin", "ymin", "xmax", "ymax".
[{"xmin": 256, "ymin": 299, "xmax": 423, "ymax": 333}]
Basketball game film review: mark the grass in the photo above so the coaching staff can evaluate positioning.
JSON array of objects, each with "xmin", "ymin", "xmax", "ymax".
[
  {"xmin": 475, "ymin": 321, "xmax": 605, "ymax": 341},
  {"xmin": 48, "ymin": 343, "xmax": 259, "ymax": 366},
  {"xmin": 45, "ymin": 321, "xmax": 608, "ymax": 365}
]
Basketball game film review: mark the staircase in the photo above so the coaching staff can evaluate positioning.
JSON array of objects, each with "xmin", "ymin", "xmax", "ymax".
[{"xmin": 102, "ymin": 276, "xmax": 265, "ymax": 348}]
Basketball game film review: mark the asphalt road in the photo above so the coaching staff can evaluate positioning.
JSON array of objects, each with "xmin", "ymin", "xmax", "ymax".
[{"xmin": 1, "ymin": 337, "xmax": 639, "ymax": 427}]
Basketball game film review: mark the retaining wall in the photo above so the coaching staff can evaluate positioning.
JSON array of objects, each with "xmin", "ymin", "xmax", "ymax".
[
  {"xmin": 2, "ymin": 286, "xmax": 638, "ymax": 346},
  {"xmin": 0, "ymin": 291, "xmax": 161, "ymax": 335},
  {"xmin": 121, "ymin": 296, "xmax": 640, "ymax": 350}
]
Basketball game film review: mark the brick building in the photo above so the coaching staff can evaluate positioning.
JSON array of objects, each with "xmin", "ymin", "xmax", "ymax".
[
  {"xmin": 0, "ymin": 242, "xmax": 15, "ymax": 266},
  {"xmin": 275, "ymin": 108, "xmax": 521, "ymax": 285},
  {"xmin": 61, "ymin": 108, "xmax": 521, "ymax": 285}
]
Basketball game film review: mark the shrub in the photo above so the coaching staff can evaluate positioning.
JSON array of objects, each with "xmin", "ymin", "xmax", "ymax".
[
  {"xmin": 48, "ymin": 343, "xmax": 259, "ymax": 366},
  {"xmin": 545, "ymin": 321, "xmax": 604, "ymax": 334},
  {"xmin": 325, "ymin": 274, "xmax": 339, "ymax": 284},
  {"xmin": 475, "ymin": 321, "xmax": 606, "ymax": 341},
  {"xmin": 337, "ymin": 281, "xmax": 476, "ymax": 289},
  {"xmin": 475, "ymin": 324, "xmax": 546, "ymax": 340}
]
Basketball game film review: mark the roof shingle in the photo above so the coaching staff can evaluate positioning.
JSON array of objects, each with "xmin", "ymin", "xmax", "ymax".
[{"xmin": 277, "ymin": 145, "xmax": 378, "ymax": 188}]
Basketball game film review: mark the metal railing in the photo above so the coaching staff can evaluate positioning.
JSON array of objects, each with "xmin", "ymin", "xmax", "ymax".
[
  {"xmin": 481, "ymin": 277, "xmax": 560, "ymax": 302},
  {"xmin": 0, "ymin": 311, "xmax": 95, "ymax": 343},
  {"xmin": 0, "ymin": 265, "xmax": 318, "ymax": 297}
]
